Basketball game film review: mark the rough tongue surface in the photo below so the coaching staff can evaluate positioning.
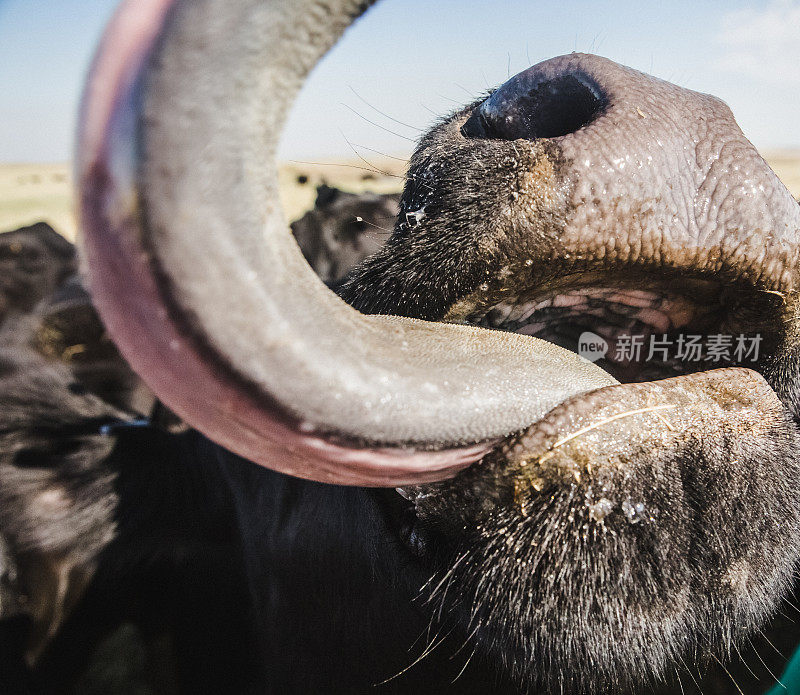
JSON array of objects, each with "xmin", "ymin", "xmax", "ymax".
[{"xmin": 76, "ymin": 0, "xmax": 615, "ymax": 485}]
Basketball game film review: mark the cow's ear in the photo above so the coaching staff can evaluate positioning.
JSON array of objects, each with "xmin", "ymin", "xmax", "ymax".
[
  {"xmin": 28, "ymin": 223, "xmax": 76, "ymax": 263},
  {"xmin": 315, "ymin": 184, "xmax": 341, "ymax": 208},
  {"xmin": 0, "ymin": 347, "xmax": 122, "ymax": 663}
]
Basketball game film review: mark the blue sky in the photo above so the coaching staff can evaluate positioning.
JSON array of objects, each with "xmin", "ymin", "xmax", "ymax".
[{"xmin": 1, "ymin": 0, "xmax": 799, "ymax": 162}]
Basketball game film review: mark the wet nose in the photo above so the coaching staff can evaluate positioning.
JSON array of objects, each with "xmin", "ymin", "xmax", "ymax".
[{"xmin": 462, "ymin": 62, "xmax": 608, "ymax": 140}]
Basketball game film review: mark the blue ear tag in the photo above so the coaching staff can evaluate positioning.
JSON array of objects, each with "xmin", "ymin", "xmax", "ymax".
[{"xmin": 766, "ymin": 644, "xmax": 800, "ymax": 694}]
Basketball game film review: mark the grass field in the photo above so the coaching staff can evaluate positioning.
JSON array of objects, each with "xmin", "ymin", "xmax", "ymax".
[
  {"xmin": 1, "ymin": 152, "xmax": 799, "ymax": 240},
  {"xmin": 0, "ymin": 159, "xmax": 408, "ymax": 241}
]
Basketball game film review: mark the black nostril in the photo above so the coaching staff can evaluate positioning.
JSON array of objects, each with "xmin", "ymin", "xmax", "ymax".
[{"xmin": 461, "ymin": 72, "xmax": 607, "ymax": 141}]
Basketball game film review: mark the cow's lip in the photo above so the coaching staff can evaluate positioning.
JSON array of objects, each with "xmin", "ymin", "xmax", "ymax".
[
  {"xmin": 384, "ymin": 268, "xmax": 790, "ymax": 533},
  {"xmin": 389, "ymin": 262, "xmax": 788, "ymax": 547},
  {"xmin": 380, "ymin": 269, "xmax": 790, "ymax": 536},
  {"xmin": 450, "ymin": 269, "xmax": 786, "ymax": 384}
]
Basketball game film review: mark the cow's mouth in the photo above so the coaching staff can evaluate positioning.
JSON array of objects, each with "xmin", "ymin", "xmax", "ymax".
[{"xmin": 457, "ymin": 272, "xmax": 784, "ymax": 384}]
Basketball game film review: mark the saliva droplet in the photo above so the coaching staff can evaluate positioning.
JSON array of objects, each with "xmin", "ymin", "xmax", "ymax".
[
  {"xmin": 588, "ymin": 497, "xmax": 614, "ymax": 522},
  {"xmin": 621, "ymin": 499, "xmax": 646, "ymax": 524}
]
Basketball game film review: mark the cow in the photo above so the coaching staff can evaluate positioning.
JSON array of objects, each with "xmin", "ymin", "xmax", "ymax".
[
  {"xmin": 3, "ymin": 0, "xmax": 800, "ymax": 693},
  {"xmin": 290, "ymin": 184, "xmax": 400, "ymax": 286}
]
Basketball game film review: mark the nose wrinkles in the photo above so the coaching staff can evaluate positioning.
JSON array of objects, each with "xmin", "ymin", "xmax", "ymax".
[{"xmin": 458, "ymin": 53, "xmax": 800, "ymax": 293}]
